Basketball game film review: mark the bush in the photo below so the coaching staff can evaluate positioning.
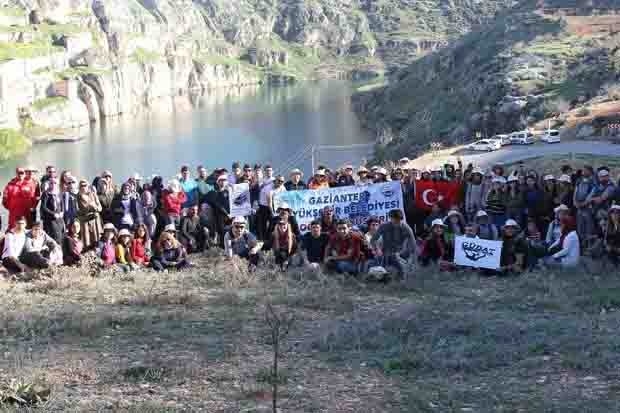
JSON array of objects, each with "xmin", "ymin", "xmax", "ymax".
[
  {"xmin": 576, "ymin": 106, "xmax": 591, "ymax": 117},
  {"xmin": 0, "ymin": 129, "xmax": 30, "ymax": 162}
]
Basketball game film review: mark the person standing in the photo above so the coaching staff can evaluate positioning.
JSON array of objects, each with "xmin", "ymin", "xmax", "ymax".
[
  {"xmin": 97, "ymin": 178, "xmax": 116, "ymax": 224},
  {"xmin": 3, "ymin": 167, "xmax": 39, "ymax": 229},
  {"xmin": 111, "ymin": 183, "xmax": 141, "ymax": 230},
  {"xmin": 207, "ymin": 174, "xmax": 231, "ymax": 247},
  {"xmin": 179, "ymin": 165, "xmax": 198, "ymax": 212},
  {"xmin": 77, "ymin": 180, "xmax": 103, "ymax": 250},
  {"xmin": 161, "ymin": 179, "xmax": 187, "ymax": 229},
  {"xmin": 61, "ymin": 176, "xmax": 79, "ymax": 227},
  {"xmin": 39, "ymin": 179, "xmax": 65, "ymax": 245},
  {"xmin": 285, "ymin": 169, "xmax": 307, "ymax": 191},
  {"xmin": 337, "ymin": 165, "xmax": 355, "ymax": 187}
]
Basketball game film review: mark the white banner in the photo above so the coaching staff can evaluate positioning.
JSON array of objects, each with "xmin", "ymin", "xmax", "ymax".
[
  {"xmin": 454, "ymin": 236, "xmax": 503, "ymax": 270},
  {"xmin": 229, "ymin": 183, "xmax": 251, "ymax": 217},
  {"xmin": 273, "ymin": 181, "xmax": 404, "ymax": 233}
]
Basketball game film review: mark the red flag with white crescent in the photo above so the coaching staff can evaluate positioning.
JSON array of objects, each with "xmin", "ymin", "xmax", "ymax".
[{"xmin": 414, "ymin": 180, "xmax": 461, "ymax": 211}]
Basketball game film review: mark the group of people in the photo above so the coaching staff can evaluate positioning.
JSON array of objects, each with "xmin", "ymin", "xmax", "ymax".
[{"xmin": 0, "ymin": 156, "xmax": 617, "ymax": 278}]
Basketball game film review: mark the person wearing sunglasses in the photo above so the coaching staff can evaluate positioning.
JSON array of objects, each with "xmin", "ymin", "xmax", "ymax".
[
  {"xmin": 2, "ymin": 167, "xmax": 39, "ymax": 230},
  {"xmin": 224, "ymin": 216, "xmax": 260, "ymax": 271}
]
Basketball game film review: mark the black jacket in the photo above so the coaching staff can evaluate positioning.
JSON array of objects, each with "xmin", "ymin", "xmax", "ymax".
[{"xmin": 110, "ymin": 195, "xmax": 141, "ymax": 228}]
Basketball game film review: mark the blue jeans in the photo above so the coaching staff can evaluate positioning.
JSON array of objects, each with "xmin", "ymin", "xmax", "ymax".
[
  {"xmin": 330, "ymin": 260, "xmax": 358, "ymax": 274},
  {"xmin": 488, "ymin": 213, "xmax": 507, "ymax": 228}
]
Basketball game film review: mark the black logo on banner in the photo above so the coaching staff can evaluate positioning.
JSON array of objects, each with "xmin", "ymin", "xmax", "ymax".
[
  {"xmin": 461, "ymin": 241, "xmax": 496, "ymax": 262},
  {"xmin": 234, "ymin": 192, "xmax": 248, "ymax": 206}
]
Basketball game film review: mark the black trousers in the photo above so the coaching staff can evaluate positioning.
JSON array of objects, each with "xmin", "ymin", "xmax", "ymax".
[
  {"xmin": 44, "ymin": 218, "xmax": 65, "ymax": 245},
  {"xmin": 256, "ymin": 205, "xmax": 272, "ymax": 241}
]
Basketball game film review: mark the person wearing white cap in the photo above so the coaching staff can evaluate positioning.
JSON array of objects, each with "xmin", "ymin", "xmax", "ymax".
[
  {"xmin": 356, "ymin": 166, "xmax": 372, "ymax": 186},
  {"xmin": 285, "ymin": 169, "xmax": 307, "ymax": 191},
  {"xmin": 605, "ymin": 205, "xmax": 620, "ymax": 264},
  {"xmin": 337, "ymin": 164, "xmax": 355, "ymax": 187},
  {"xmin": 374, "ymin": 167, "xmax": 388, "ymax": 183},
  {"xmin": 486, "ymin": 175, "xmax": 508, "ymax": 228},
  {"xmin": 208, "ymin": 174, "xmax": 232, "ymax": 247},
  {"xmin": 587, "ymin": 168, "xmax": 615, "ymax": 222},
  {"xmin": 96, "ymin": 223, "xmax": 118, "ymax": 269},
  {"xmin": 308, "ymin": 168, "xmax": 329, "ymax": 190},
  {"xmin": 474, "ymin": 210, "xmax": 498, "ymax": 240},
  {"xmin": 546, "ymin": 204, "xmax": 570, "ymax": 245},
  {"xmin": 444, "ymin": 209, "xmax": 465, "ymax": 244},
  {"xmin": 223, "ymin": 216, "xmax": 260, "ymax": 270},
  {"xmin": 555, "ymin": 174, "xmax": 574, "ymax": 209},
  {"xmin": 420, "ymin": 218, "xmax": 452, "ymax": 268},
  {"xmin": 499, "ymin": 219, "xmax": 527, "ymax": 274},
  {"xmin": 161, "ymin": 178, "xmax": 187, "ymax": 232},
  {"xmin": 115, "ymin": 228, "xmax": 135, "ymax": 273}
]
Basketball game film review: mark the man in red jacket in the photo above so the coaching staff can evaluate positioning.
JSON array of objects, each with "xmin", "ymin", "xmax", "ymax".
[{"xmin": 3, "ymin": 167, "xmax": 40, "ymax": 229}]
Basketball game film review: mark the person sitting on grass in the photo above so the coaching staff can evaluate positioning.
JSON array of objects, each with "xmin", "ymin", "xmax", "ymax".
[
  {"xmin": 499, "ymin": 219, "xmax": 527, "ymax": 274},
  {"xmin": 22, "ymin": 221, "xmax": 62, "ymax": 269},
  {"xmin": 224, "ymin": 216, "xmax": 260, "ymax": 271},
  {"xmin": 370, "ymin": 209, "xmax": 416, "ymax": 277},
  {"xmin": 62, "ymin": 220, "xmax": 83, "ymax": 266},
  {"xmin": 544, "ymin": 216, "xmax": 580, "ymax": 268},
  {"xmin": 300, "ymin": 219, "xmax": 329, "ymax": 271},
  {"xmin": 271, "ymin": 217, "xmax": 298, "ymax": 271},
  {"xmin": 324, "ymin": 219, "xmax": 363, "ymax": 275},
  {"xmin": 96, "ymin": 223, "xmax": 118, "ymax": 269},
  {"xmin": 131, "ymin": 224, "xmax": 151, "ymax": 267},
  {"xmin": 115, "ymin": 229, "xmax": 135, "ymax": 273},
  {"xmin": 420, "ymin": 219, "xmax": 453, "ymax": 270},
  {"xmin": 151, "ymin": 230, "xmax": 191, "ymax": 272},
  {"xmin": 1, "ymin": 217, "xmax": 28, "ymax": 274},
  {"xmin": 179, "ymin": 205, "xmax": 209, "ymax": 253}
]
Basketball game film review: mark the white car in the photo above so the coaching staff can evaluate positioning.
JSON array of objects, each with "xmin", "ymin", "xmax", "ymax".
[
  {"xmin": 492, "ymin": 134, "xmax": 511, "ymax": 146},
  {"xmin": 468, "ymin": 139, "xmax": 501, "ymax": 152},
  {"xmin": 510, "ymin": 131, "xmax": 535, "ymax": 145},
  {"xmin": 540, "ymin": 129, "xmax": 561, "ymax": 143}
]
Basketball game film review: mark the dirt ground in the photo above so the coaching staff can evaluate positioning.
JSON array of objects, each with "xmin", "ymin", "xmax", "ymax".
[{"xmin": 2, "ymin": 253, "xmax": 620, "ymax": 412}]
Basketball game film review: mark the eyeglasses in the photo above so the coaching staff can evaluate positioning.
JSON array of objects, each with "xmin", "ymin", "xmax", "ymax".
[
  {"xmin": 17, "ymin": 171, "xmax": 25, "ymax": 175},
  {"xmin": 234, "ymin": 225, "xmax": 245, "ymax": 229}
]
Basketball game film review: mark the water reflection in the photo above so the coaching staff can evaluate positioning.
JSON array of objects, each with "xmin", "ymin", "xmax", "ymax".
[{"xmin": 0, "ymin": 81, "xmax": 371, "ymax": 185}]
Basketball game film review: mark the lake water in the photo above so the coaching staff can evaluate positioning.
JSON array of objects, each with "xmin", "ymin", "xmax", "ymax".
[{"xmin": 0, "ymin": 81, "xmax": 372, "ymax": 186}]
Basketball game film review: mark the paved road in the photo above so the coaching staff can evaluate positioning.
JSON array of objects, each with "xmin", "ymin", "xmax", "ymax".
[{"xmin": 456, "ymin": 140, "xmax": 620, "ymax": 167}]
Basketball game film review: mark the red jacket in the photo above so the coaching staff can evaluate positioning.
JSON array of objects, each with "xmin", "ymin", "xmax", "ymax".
[
  {"xmin": 2, "ymin": 177, "xmax": 40, "ymax": 227},
  {"xmin": 130, "ymin": 239, "xmax": 149, "ymax": 265},
  {"xmin": 327, "ymin": 232, "xmax": 363, "ymax": 262},
  {"xmin": 162, "ymin": 190, "xmax": 187, "ymax": 216}
]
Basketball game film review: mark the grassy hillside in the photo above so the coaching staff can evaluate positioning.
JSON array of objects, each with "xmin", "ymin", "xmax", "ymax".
[
  {"xmin": 2, "ymin": 254, "xmax": 620, "ymax": 411},
  {"xmin": 354, "ymin": 0, "xmax": 620, "ymax": 161}
]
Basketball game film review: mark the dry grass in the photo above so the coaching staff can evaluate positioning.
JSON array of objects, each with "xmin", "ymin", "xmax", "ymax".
[{"xmin": 2, "ymin": 254, "xmax": 620, "ymax": 411}]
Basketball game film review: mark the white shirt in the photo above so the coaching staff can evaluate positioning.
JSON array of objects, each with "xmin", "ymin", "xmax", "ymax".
[
  {"xmin": 268, "ymin": 186, "xmax": 287, "ymax": 212},
  {"xmin": 2, "ymin": 231, "xmax": 26, "ymax": 259},
  {"xmin": 549, "ymin": 230, "xmax": 580, "ymax": 267}
]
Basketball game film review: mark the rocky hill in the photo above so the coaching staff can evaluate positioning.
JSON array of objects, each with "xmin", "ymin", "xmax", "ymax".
[
  {"xmin": 0, "ymin": 0, "xmax": 515, "ymax": 156},
  {"xmin": 353, "ymin": 0, "xmax": 620, "ymax": 161}
]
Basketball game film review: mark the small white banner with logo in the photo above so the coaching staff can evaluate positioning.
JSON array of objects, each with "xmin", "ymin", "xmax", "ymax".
[
  {"xmin": 273, "ymin": 181, "xmax": 404, "ymax": 233},
  {"xmin": 229, "ymin": 183, "xmax": 251, "ymax": 217},
  {"xmin": 454, "ymin": 236, "xmax": 502, "ymax": 270}
]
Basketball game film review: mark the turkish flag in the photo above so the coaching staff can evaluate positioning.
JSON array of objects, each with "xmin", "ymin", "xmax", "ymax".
[{"xmin": 414, "ymin": 180, "xmax": 461, "ymax": 211}]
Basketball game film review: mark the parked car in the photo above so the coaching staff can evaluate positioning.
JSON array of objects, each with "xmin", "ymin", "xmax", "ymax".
[
  {"xmin": 492, "ymin": 134, "xmax": 511, "ymax": 146},
  {"xmin": 540, "ymin": 129, "xmax": 561, "ymax": 143},
  {"xmin": 467, "ymin": 139, "xmax": 502, "ymax": 152},
  {"xmin": 510, "ymin": 131, "xmax": 535, "ymax": 145}
]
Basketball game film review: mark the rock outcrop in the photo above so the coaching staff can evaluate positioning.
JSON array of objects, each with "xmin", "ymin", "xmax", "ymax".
[{"xmin": 0, "ymin": 0, "xmax": 517, "ymax": 145}]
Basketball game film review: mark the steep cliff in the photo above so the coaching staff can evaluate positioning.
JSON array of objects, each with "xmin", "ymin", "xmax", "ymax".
[
  {"xmin": 0, "ymin": 0, "xmax": 518, "ymax": 140},
  {"xmin": 353, "ymin": 0, "xmax": 620, "ymax": 160}
]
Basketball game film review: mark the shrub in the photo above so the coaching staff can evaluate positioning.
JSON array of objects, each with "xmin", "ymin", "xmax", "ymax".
[{"xmin": 0, "ymin": 129, "xmax": 30, "ymax": 162}]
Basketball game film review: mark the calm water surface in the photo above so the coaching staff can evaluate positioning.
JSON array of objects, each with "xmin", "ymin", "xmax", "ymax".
[{"xmin": 0, "ymin": 81, "xmax": 372, "ymax": 185}]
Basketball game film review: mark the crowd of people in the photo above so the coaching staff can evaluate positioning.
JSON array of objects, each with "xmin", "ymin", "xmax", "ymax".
[{"xmin": 0, "ymin": 156, "xmax": 617, "ymax": 278}]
